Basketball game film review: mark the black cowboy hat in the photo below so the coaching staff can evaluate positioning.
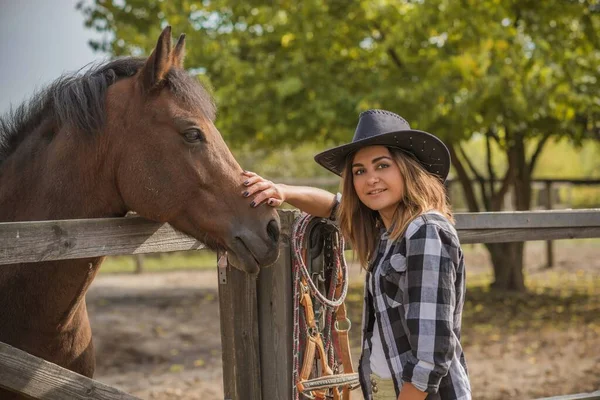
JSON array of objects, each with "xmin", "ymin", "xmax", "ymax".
[{"xmin": 314, "ymin": 109, "xmax": 451, "ymax": 182}]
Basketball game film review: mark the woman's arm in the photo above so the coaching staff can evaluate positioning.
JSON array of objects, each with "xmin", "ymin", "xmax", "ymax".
[
  {"xmin": 400, "ymin": 220, "xmax": 459, "ymax": 395},
  {"xmin": 241, "ymin": 171, "xmax": 337, "ymax": 218}
]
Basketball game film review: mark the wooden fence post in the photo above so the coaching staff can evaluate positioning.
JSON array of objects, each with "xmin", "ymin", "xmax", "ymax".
[
  {"xmin": 545, "ymin": 181, "xmax": 555, "ymax": 268},
  {"xmin": 257, "ymin": 210, "xmax": 297, "ymax": 400},
  {"xmin": 218, "ymin": 255, "xmax": 262, "ymax": 400},
  {"xmin": 134, "ymin": 254, "xmax": 144, "ymax": 274},
  {"xmin": 218, "ymin": 209, "xmax": 297, "ymax": 400}
]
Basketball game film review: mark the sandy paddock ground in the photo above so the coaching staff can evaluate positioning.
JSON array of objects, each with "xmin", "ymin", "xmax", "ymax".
[{"xmin": 88, "ymin": 242, "xmax": 600, "ymax": 399}]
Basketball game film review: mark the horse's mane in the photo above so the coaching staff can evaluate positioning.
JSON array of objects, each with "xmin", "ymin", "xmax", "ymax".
[{"xmin": 0, "ymin": 57, "xmax": 216, "ymax": 166}]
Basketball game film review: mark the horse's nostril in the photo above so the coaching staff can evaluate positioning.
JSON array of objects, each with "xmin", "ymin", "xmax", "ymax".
[{"xmin": 267, "ymin": 219, "xmax": 280, "ymax": 243}]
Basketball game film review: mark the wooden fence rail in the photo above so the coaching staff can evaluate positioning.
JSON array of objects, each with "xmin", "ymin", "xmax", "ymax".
[
  {"xmin": 1, "ymin": 209, "xmax": 600, "ymax": 266},
  {"xmin": 0, "ymin": 216, "xmax": 206, "ymax": 266},
  {"xmin": 0, "ymin": 209, "xmax": 599, "ymax": 399},
  {"xmin": 537, "ymin": 392, "xmax": 600, "ymax": 400},
  {"xmin": 0, "ymin": 342, "xmax": 137, "ymax": 400},
  {"xmin": 277, "ymin": 177, "xmax": 600, "ymax": 188}
]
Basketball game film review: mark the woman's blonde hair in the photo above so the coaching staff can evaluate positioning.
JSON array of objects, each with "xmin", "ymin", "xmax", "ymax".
[{"xmin": 338, "ymin": 147, "xmax": 453, "ymax": 269}]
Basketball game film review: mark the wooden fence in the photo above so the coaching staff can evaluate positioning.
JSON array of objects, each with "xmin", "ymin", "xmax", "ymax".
[{"xmin": 1, "ymin": 209, "xmax": 600, "ymax": 399}]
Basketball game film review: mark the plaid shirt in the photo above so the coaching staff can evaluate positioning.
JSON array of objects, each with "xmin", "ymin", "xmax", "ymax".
[{"xmin": 358, "ymin": 211, "xmax": 471, "ymax": 399}]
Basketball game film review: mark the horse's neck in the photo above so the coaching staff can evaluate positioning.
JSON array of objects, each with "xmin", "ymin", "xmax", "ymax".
[
  {"xmin": 0, "ymin": 258, "xmax": 103, "ymax": 334},
  {"xmin": 0, "ymin": 124, "xmax": 124, "ymax": 333},
  {"xmin": 0, "ymin": 124, "xmax": 125, "ymax": 221}
]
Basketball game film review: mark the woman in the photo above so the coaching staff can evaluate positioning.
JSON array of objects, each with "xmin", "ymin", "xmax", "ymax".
[{"xmin": 242, "ymin": 110, "xmax": 471, "ymax": 400}]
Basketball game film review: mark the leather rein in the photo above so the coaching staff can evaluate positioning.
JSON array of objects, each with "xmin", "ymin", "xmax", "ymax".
[{"xmin": 291, "ymin": 214, "xmax": 359, "ymax": 400}]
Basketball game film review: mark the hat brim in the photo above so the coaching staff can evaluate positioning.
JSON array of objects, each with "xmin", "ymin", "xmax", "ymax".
[{"xmin": 314, "ymin": 129, "xmax": 451, "ymax": 182}]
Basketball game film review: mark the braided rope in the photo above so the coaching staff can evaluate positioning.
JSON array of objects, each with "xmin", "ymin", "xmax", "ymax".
[
  {"xmin": 291, "ymin": 213, "xmax": 350, "ymax": 399},
  {"xmin": 292, "ymin": 214, "xmax": 349, "ymax": 308}
]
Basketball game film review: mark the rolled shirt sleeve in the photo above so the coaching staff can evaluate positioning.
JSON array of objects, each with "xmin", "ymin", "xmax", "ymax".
[
  {"xmin": 400, "ymin": 221, "xmax": 459, "ymax": 394},
  {"xmin": 328, "ymin": 192, "xmax": 342, "ymax": 221}
]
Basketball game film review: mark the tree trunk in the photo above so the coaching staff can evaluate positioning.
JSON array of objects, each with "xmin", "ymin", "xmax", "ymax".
[
  {"xmin": 448, "ymin": 143, "xmax": 479, "ymax": 212},
  {"xmin": 452, "ymin": 131, "xmax": 534, "ymax": 292},
  {"xmin": 512, "ymin": 134, "xmax": 532, "ymax": 212},
  {"xmin": 485, "ymin": 133, "xmax": 530, "ymax": 292},
  {"xmin": 486, "ymin": 242, "xmax": 526, "ymax": 291}
]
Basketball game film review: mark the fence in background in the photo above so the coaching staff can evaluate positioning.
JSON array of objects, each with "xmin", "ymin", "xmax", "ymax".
[{"xmin": 0, "ymin": 209, "xmax": 599, "ymax": 399}]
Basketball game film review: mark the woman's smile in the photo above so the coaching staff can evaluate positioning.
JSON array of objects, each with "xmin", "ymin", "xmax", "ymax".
[
  {"xmin": 352, "ymin": 145, "xmax": 405, "ymax": 228},
  {"xmin": 367, "ymin": 188, "xmax": 387, "ymax": 196}
]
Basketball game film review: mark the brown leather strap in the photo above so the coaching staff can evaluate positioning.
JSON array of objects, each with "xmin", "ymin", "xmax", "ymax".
[
  {"xmin": 298, "ymin": 281, "xmax": 333, "ymax": 399},
  {"xmin": 335, "ymin": 282, "xmax": 353, "ymax": 376},
  {"xmin": 333, "ymin": 387, "xmax": 341, "ymax": 400},
  {"xmin": 296, "ymin": 229, "xmax": 354, "ymax": 399},
  {"xmin": 334, "ymin": 267, "xmax": 354, "ymax": 400}
]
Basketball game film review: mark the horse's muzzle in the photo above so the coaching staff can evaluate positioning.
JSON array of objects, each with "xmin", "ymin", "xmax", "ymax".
[{"xmin": 227, "ymin": 216, "xmax": 281, "ymax": 274}]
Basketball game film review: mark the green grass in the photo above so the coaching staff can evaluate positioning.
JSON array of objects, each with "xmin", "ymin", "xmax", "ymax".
[
  {"xmin": 100, "ymin": 248, "xmax": 358, "ymax": 274},
  {"xmin": 100, "ymin": 250, "xmax": 218, "ymax": 274},
  {"xmin": 99, "ymin": 238, "xmax": 600, "ymax": 274},
  {"xmin": 461, "ymin": 237, "xmax": 600, "ymax": 256}
]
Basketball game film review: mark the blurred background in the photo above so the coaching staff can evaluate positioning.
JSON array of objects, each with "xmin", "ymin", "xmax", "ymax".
[{"xmin": 1, "ymin": 1, "xmax": 599, "ymax": 399}]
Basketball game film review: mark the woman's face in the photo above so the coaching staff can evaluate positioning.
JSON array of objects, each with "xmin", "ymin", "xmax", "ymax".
[{"xmin": 351, "ymin": 145, "xmax": 404, "ymax": 228}]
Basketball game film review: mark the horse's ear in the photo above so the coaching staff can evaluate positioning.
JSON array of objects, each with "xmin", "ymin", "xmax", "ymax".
[
  {"xmin": 172, "ymin": 34, "xmax": 186, "ymax": 69},
  {"xmin": 140, "ymin": 26, "xmax": 173, "ymax": 91}
]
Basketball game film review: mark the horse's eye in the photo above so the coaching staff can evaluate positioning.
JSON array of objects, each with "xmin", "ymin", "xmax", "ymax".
[{"xmin": 183, "ymin": 129, "xmax": 204, "ymax": 143}]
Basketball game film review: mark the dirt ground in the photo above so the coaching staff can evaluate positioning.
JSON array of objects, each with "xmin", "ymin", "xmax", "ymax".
[{"xmin": 88, "ymin": 241, "xmax": 600, "ymax": 400}]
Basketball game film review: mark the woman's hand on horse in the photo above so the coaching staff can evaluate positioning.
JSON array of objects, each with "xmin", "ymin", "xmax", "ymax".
[{"xmin": 242, "ymin": 171, "xmax": 285, "ymax": 208}]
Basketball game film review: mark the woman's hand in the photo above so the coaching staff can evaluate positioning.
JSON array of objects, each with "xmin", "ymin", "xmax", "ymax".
[
  {"xmin": 242, "ymin": 171, "xmax": 285, "ymax": 208},
  {"xmin": 241, "ymin": 171, "xmax": 337, "ymax": 217}
]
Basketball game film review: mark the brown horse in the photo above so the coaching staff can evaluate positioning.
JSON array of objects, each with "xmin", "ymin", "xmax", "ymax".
[{"xmin": 0, "ymin": 27, "xmax": 280, "ymax": 398}]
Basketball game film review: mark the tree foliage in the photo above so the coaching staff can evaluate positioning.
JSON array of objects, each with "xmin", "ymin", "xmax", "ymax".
[
  {"xmin": 79, "ymin": 0, "xmax": 599, "ymax": 145},
  {"xmin": 79, "ymin": 0, "xmax": 600, "ymax": 290}
]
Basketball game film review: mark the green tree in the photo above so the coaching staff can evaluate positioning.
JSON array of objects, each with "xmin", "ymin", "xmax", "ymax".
[{"xmin": 78, "ymin": 0, "xmax": 600, "ymax": 291}]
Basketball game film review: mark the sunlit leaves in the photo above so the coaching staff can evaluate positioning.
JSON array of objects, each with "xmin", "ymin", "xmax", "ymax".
[{"xmin": 78, "ymin": 0, "xmax": 599, "ymax": 148}]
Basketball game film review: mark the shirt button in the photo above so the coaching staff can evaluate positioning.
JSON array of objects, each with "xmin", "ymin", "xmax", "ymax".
[{"xmin": 371, "ymin": 378, "xmax": 378, "ymax": 393}]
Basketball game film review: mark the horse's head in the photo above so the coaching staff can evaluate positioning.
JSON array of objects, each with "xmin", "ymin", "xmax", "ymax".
[{"xmin": 105, "ymin": 27, "xmax": 279, "ymax": 273}]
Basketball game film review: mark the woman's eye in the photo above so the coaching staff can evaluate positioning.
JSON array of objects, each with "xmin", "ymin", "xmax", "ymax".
[
  {"xmin": 377, "ymin": 163, "xmax": 389, "ymax": 169},
  {"xmin": 183, "ymin": 129, "xmax": 204, "ymax": 143},
  {"xmin": 353, "ymin": 169, "xmax": 364, "ymax": 176}
]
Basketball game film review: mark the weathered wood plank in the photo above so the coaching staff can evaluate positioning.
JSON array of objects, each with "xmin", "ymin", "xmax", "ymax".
[
  {"xmin": 0, "ymin": 210, "xmax": 599, "ymax": 266},
  {"xmin": 459, "ymin": 227, "xmax": 600, "ymax": 244},
  {"xmin": 0, "ymin": 341, "xmax": 137, "ymax": 400},
  {"xmin": 454, "ymin": 209, "xmax": 600, "ymax": 229},
  {"xmin": 535, "ymin": 391, "xmax": 600, "ymax": 400},
  {"xmin": 257, "ymin": 210, "xmax": 296, "ymax": 400},
  {"xmin": 218, "ymin": 252, "xmax": 262, "ymax": 400},
  {"xmin": 544, "ymin": 181, "xmax": 555, "ymax": 268},
  {"xmin": 0, "ymin": 216, "xmax": 205, "ymax": 265},
  {"xmin": 279, "ymin": 177, "xmax": 600, "ymax": 187}
]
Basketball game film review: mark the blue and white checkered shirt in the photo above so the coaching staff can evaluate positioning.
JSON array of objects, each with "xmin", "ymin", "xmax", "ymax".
[{"xmin": 358, "ymin": 211, "xmax": 471, "ymax": 399}]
